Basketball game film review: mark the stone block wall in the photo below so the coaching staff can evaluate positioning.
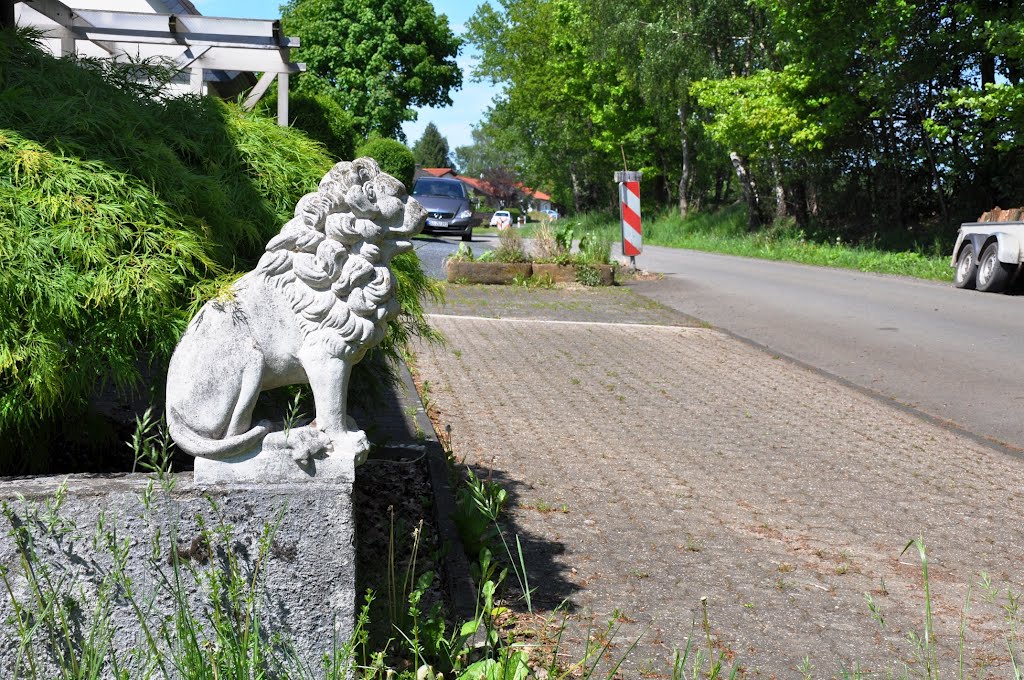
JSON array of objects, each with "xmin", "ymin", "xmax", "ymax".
[{"xmin": 0, "ymin": 473, "xmax": 355, "ymax": 677}]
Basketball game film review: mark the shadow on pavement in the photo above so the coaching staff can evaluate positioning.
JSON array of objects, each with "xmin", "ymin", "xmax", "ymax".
[{"xmin": 461, "ymin": 462, "xmax": 581, "ymax": 614}]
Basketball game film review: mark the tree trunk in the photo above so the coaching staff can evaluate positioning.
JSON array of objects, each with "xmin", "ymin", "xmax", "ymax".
[
  {"xmin": 981, "ymin": 54, "xmax": 996, "ymax": 87},
  {"xmin": 807, "ymin": 175, "xmax": 819, "ymax": 217},
  {"xmin": 920, "ymin": 112, "xmax": 949, "ymax": 225},
  {"xmin": 789, "ymin": 177, "xmax": 808, "ymax": 228},
  {"xmin": 730, "ymin": 151, "xmax": 761, "ymax": 231},
  {"xmin": 714, "ymin": 167, "xmax": 726, "ymax": 204},
  {"xmin": 569, "ymin": 166, "xmax": 582, "ymax": 214},
  {"xmin": 770, "ymin": 151, "xmax": 787, "ymax": 219},
  {"xmin": 677, "ymin": 103, "xmax": 691, "ymax": 218}
]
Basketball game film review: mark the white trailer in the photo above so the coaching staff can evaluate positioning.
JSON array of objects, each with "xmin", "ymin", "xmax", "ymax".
[{"xmin": 951, "ymin": 219, "xmax": 1024, "ymax": 292}]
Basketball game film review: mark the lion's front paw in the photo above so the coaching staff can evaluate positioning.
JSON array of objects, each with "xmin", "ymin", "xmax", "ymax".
[
  {"xmin": 263, "ymin": 426, "xmax": 331, "ymax": 463},
  {"xmin": 329, "ymin": 429, "xmax": 371, "ymax": 466}
]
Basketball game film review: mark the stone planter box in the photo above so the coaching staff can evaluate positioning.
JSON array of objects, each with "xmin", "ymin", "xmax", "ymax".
[
  {"xmin": 445, "ymin": 261, "xmax": 616, "ymax": 285},
  {"xmin": 532, "ymin": 263, "xmax": 616, "ymax": 286},
  {"xmin": 446, "ymin": 260, "xmax": 532, "ymax": 284}
]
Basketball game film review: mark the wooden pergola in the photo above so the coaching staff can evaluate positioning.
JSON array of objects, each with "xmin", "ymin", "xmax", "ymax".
[{"xmin": 11, "ymin": 0, "xmax": 304, "ymax": 125}]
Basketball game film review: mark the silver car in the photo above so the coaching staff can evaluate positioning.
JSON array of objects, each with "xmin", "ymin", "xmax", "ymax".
[{"xmin": 412, "ymin": 177, "xmax": 479, "ymax": 242}]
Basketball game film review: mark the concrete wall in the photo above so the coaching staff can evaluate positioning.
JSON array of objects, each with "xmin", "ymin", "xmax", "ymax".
[{"xmin": 0, "ymin": 473, "xmax": 355, "ymax": 677}]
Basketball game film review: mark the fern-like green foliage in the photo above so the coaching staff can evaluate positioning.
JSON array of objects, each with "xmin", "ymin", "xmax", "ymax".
[{"xmin": 0, "ymin": 29, "xmax": 438, "ymax": 473}]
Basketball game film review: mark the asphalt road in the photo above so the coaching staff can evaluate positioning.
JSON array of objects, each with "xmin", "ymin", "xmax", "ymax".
[{"xmin": 622, "ymin": 245, "xmax": 1024, "ymax": 451}]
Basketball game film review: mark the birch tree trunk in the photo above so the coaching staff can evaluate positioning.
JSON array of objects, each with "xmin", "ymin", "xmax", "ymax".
[
  {"xmin": 677, "ymin": 103, "xmax": 691, "ymax": 218},
  {"xmin": 570, "ymin": 166, "xmax": 582, "ymax": 214},
  {"xmin": 730, "ymin": 152, "xmax": 761, "ymax": 231},
  {"xmin": 770, "ymin": 152, "xmax": 787, "ymax": 218}
]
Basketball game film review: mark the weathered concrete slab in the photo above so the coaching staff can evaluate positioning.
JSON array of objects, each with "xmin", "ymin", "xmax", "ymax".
[{"xmin": 0, "ymin": 474, "xmax": 354, "ymax": 677}]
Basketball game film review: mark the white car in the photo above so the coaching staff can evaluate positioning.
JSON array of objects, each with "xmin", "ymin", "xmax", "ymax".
[{"xmin": 490, "ymin": 210, "xmax": 512, "ymax": 229}]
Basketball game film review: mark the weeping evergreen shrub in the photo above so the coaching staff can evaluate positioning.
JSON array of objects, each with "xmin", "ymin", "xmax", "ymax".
[{"xmin": 0, "ymin": 29, "xmax": 439, "ymax": 473}]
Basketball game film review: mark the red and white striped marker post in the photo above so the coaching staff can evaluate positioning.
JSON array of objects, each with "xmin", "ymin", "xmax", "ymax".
[{"xmin": 615, "ymin": 170, "xmax": 642, "ymax": 267}]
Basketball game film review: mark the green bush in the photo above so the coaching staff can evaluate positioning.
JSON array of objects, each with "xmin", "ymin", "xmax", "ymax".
[
  {"xmin": 356, "ymin": 137, "xmax": 416, "ymax": 190},
  {"xmin": 0, "ymin": 29, "xmax": 439, "ymax": 473},
  {"xmin": 262, "ymin": 89, "xmax": 359, "ymax": 161}
]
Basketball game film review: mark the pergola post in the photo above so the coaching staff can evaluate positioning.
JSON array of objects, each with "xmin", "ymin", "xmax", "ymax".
[
  {"xmin": 277, "ymin": 72, "xmax": 289, "ymax": 127},
  {"xmin": 190, "ymin": 66, "xmax": 204, "ymax": 94}
]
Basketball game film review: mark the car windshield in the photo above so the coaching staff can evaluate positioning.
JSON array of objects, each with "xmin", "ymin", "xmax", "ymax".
[{"xmin": 412, "ymin": 179, "xmax": 465, "ymax": 199}]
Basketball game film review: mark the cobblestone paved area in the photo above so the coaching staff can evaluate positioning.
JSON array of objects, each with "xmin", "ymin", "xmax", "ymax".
[{"xmin": 414, "ymin": 284, "xmax": 1024, "ymax": 678}]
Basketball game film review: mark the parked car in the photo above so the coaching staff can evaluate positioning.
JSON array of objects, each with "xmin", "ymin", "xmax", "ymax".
[
  {"xmin": 544, "ymin": 209, "xmax": 560, "ymax": 220},
  {"xmin": 490, "ymin": 210, "xmax": 512, "ymax": 229},
  {"xmin": 412, "ymin": 177, "xmax": 479, "ymax": 241}
]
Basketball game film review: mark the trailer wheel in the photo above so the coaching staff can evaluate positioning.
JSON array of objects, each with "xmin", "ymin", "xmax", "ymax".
[
  {"xmin": 954, "ymin": 244, "xmax": 977, "ymax": 289},
  {"xmin": 977, "ymin": 243, "xmax": 1012, "ymax": 293}
]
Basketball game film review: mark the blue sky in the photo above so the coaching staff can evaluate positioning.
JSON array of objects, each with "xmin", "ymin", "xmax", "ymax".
[{"xmin": 194, "ymin": 0, "xmax": 499, "ymax": 152}]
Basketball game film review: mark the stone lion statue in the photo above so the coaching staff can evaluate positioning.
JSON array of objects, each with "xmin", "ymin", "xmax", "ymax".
[{"xmin": 166, "ymin": 158, "xmax": 425, "ymax": 481}]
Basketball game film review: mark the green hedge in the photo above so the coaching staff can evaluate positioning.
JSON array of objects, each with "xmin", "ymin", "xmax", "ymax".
[
  {"xmin": 0, "ymin": 29, "xmax": 438, "ymax": 473},
  {"xmin": 356, "ymin": 137, "xmax": 416, "ymax": 189}
]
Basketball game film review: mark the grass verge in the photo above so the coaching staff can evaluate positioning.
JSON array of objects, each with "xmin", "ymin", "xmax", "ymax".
[{"xmin": 542, "ymin": 206, "xmax": 954, "ymax": 282}]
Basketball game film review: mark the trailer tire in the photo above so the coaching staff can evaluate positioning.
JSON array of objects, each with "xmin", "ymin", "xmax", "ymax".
[
  {"xmin": 954, "ymin": 244, "xmax": 977, "ymax": 289},
  {"xmin": 977, "ymin": 243, "xmax": 1012, "ymax": 293}
]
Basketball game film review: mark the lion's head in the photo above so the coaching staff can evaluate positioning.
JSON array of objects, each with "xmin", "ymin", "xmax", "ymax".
[{"xmin": 253, "ymin": 158, "xmax": 425, "ymax": 360}]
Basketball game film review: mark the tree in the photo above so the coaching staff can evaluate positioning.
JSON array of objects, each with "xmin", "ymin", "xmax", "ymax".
[
  {"xmin": 281, "ymin": 0, "xmax": 463, "ymax": 139},
  {"xmin": 453, "ymin": 122, "xmax": 514, "ymax": 178},
  {"xmin": 412, "ymin": 122, "xmax": 452, "ymax": 168},
  {"xmin": 480, "ymin": 165, "xmax": 519, "ymax": 207}
]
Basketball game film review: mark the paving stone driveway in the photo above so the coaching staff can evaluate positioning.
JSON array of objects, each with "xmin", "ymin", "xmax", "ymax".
[{"xmin": 413, "ymin": 284, "xmax": 1024, "ymax": 678}]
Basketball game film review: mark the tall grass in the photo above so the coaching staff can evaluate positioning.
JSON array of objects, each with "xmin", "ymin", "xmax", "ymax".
[{"xmin": 557, "ymin": 205, "xmax": 954, "ymax": 281}]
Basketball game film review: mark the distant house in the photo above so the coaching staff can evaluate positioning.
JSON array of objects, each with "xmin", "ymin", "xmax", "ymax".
[
  {"xmin": 458, "ymin": 176, "xmax": 501, "ymax": 209},
  {"xmin": 518, "ymin": 185, "xmax": 553, "ymax": 213},
  {"xmin": 416, "ymin": 168, "xmax": 458, "ymax": 179}
]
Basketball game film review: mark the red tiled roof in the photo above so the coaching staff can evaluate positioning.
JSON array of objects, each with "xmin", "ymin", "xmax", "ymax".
[
  {"xmin": 515, "ymin": 183, "xmax": 551, "ymax": 201},
  {"xmin": 458, "ymin": 176, "xmax": 497, "ymax": 195},
  {"xmin": 421, "ymin": 168, "xmax": 454, "ymax": 177}
]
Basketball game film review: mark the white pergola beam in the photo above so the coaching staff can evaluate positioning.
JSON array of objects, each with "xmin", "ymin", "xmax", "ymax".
[
  {"xmin": 242, "ymin": 71, "xmax": 277, "ymax": 111},
  {"xmin": 189, "ymin": 66, "xmax": 203, "ymax": 94},
  {"xmin": 181, "ymin": 48, "xmax": 304, "ymax": 74},
  {"xmin": 173, "ymin": 45, "xmax": 211, "ymax": 71},
  {"xmin": 68, "ymin": 9, "xmax": 296, "ymax": 48},
  {"xmin": 23, "ymin": 0, "xmax": 118, "ymax": 55}
]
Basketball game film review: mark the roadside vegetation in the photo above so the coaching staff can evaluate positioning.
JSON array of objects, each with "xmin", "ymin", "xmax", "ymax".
[
  {"xmin": 545, "ymin": 207, "xmax": 953, "ymax": 281},
  {"xmin": 461, "ymin": 0, "xmax": 1024, "ymax": 258}
]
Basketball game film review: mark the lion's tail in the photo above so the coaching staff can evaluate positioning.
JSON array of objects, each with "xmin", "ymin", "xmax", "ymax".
[{"xmin": 167, "ymin": 407, "xmax": 271, "ymax": 461}]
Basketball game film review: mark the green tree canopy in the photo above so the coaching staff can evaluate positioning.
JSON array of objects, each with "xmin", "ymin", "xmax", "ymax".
[
  {"xmin": 412, "ymin": 122, "xmax": 452, "ymax": 168},
  {"xmin": 282, "ymin": 0, "xmax": 463, "ymax": 139},
  {"xmin": 453, "ymin": 122, "xmax": 514, "ymax": 178}
]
